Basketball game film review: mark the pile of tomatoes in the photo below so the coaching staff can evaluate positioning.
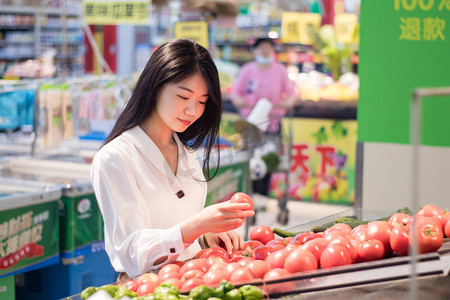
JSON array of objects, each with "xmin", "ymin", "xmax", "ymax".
[{"xmin": 123, "ymin": 203, "xmax": 449, "ymax": 297}]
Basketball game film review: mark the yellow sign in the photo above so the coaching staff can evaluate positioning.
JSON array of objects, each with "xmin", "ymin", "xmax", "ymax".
[
  {"xmin": 174, "ymin": 21, "xmax": 209, "ymax": 49},
  {"xmin": 335, "ymin": 13, "xmax": 358, "ymax": 44},
  {"xmin": 82, "ymin": 0, "xmax": 149, "ymax": 25},
  {"xmin": 281, "ymin": 12, "xmax": 321, "ymax": 45}
]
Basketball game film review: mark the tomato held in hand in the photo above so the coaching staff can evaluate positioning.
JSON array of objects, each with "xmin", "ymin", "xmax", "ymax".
[
  {"xmin": 250, "ymin": 225, "xmax": 275, "ymax": 245},
  {"xmin": 230, "ymin": 192, "xmax": 254, "ymax": 210}
]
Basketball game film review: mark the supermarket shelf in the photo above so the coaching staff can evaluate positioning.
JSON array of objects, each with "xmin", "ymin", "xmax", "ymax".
[
  {"xmin": 0, "ymin": 5, "xmax": 81, "ymax": 17},
  {"xmin": 0, "ymin": 25, "xmax": 34, "ymax": 30}
]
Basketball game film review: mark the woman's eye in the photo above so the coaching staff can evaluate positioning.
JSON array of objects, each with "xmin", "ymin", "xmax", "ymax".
[{"xmin": 177, "ymin": 95, "xmax": 188, "ymax": 100}]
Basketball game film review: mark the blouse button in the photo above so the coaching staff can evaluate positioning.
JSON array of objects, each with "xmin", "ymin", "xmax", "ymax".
[{"xmin": 170, "ymin": 248, "xmax": 176, "ymax": 253}]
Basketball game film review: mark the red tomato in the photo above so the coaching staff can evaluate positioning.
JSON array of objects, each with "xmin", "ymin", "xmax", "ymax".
[
  {"xmin": 265, "ymin": 249, "xmax": 291, "ymax": 269},
  {"xmin": 180, "ymin": 269, "xmax": 204, "ymax": 282},
  {"xmin": 229, "ymin": 268, "xmax": 256, "ymax": 285},
  {"xmin": 292, "ymin": 232, "xmax": 314, "ymax": 245},
  {"xmin": 223, "ymin": 262, "xmax": 242, "ymax": 279},
  {"xmin": 180, "ymin": 259, "xmax": 209, "ymax": 274},
  {"xmin": 351, "ymin": 224, "xmax": 368, "ymax": 242},
  {"xmin": 323, "ymin": 231, "xmax": 345, "ymax": 244},
  {"xmin": 358, "ymin": 239, "xmax": 385, "ymax": 262},
  {"xmin": 445, "ymin": 219, "xmax": 450, "ymax": 238},
  {"xmin": 328, "ymin": 236, "xmax": 357, "ymax": 263},
  {"xmin": 159, "ymin": 263, "xmax": 181, "ymax": 275},
  {"xmin": 136, "ymin": 273, "xmax": 158, "ymax": 285},
  {"xmin": 195, "ymin": 249, "xmax": 207, "ymax": 259},
  {"xmin": 285, "ymin": 242, "xmax": 299, "ymax": 251},
  {"xmin": 161, "ymin": 278, "xmax": 181, "ymax": 289},
  {"xmin": 251, "ymin": 246, "xmax": 271, "ymax": 260},
  {"xmin": 238, "ymin": 257, "xmax": 254, "ymax": 267},
  {"xmin": 250, "ymin": 225, "xmax": 275, "ymax": 245},
  {"xmin": 389, "ymin": 213, "xmax": 411, "ymax": 226},
  {"xmin": 230, "ymin": 192, "xmax": 254, "ymax": 210},
  {"xmin": 410, "ymin": 218, "xmax": 444, "ymax": 254},
  {"xmin": 284, "ymin": 248, "xmax": 318, "ymax": 273},
  {"xmin": 209, "ymin": 261, "xmax": 228, "ymax": 272},
  {"xmin": 300, "ymin": 238, "xmax": 328, "ymax": 264},
  {"xmin": 124, "ymin": 280, "xmax": 140, "ymax": 292},
  {"xmin": 243, "ymin": 240, "xmax": 264, "ymax": 251},
  {"xmin": 136, "ymin": 280, "xmax": 158, "ymax": 296},
  {"xmin": 203, "ymin": 269, "xmax": 228, "ymax": 287},
  {"xmin": 365, "ymin": 221, "xmax": 394, "ymax": 256},
  {"xmin": 303, "ymin": 232, "xmax": 325, "ymax": 243},
  {"xmin": 390, "ymin": 223, "xmax": 409, "ymax": 256},
  {"xmin": 180, "ymin": 278, "xmax": 204, "ymax": 293},
  {"xmin": 265, "ymin": 244, "xmax": 285, "ymax": 253},
  {"xmin": 158, "ymin": 271, "xmax": 180, "ymax": 284},
  {"xmin": 432, "ymin": 213, "xmax": 450, "ymax": 231},
  {"xmin": 262, "ymin": 268, "xmax": 293, "ymax": 294},
  {"xmin": 320, "ymin": 244, "xmax": 352, "ymax": 269},
  {"xmin": 330, "ymin": 223, "xmax": 352, "ymax": 234},
  {"xmin": 417, "ymin": 204, "xmax": 444, "ymax": 217},
  {"xmin": 266, "ymin": 239, "xmax": 285, "ymax": 246},
  {"xmin": 283, "ymin": 237, "xmax": 294, "ymax": 244},
  {"xmin": 206, "ymin": 255, "xmax": 230, "ymax": 266},
  {"xmin": 246, "ymin": 260, "xmax": 269, "ymax": 279},
  {"xmin": 201, "ymin": 247, "xmax": 230, "ymax": 259}
]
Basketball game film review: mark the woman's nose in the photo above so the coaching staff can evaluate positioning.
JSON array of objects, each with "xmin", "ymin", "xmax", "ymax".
[{"xmin": 184, "ymin": 100, "xmax": 196, "ymax": 116}]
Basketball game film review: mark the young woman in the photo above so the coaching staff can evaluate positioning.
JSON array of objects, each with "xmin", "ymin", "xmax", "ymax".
[{"xmin": 91, "ymin": 39, "xmax": 254, "ymax": 278}]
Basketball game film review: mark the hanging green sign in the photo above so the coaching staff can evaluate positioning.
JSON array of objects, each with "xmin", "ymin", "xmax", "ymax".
[{"xmin": 358, "ymin": 0, "xmax": 450, "ymax": 147}]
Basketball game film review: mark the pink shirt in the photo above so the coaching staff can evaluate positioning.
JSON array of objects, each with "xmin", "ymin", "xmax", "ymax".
[{"xmin": 230, "ymin": 61, "xmax": 296, "ymax": 133}]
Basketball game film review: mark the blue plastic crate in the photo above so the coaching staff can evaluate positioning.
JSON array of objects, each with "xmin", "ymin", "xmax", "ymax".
[{"xmin": 16, "ymin": 249, "xmax": 119, "ymax": 300}]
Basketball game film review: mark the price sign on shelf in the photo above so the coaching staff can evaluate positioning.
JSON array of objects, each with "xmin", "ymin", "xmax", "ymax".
[
  {"xmin": 82, "ymin": 0, "xmax": 149, "ymax": 25},
  {"xmin": 174, "ymin": 21, "xmax": 209, "ymax": 49},
  {"xmin": 335, "ymin": 13, "xmax": 358, "ymax": 44},
  {"xmin": 281, "ymin": 12, "xmax": 322, "ymax": 45}
]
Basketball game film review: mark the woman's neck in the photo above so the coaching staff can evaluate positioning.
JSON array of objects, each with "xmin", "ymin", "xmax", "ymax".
[{"xmin": 140, "ymin": 115, "xmax": 174, "ymax": 148}]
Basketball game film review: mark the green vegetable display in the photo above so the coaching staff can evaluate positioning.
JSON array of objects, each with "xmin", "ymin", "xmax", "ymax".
[
  {"xmin": 189, "ymin": 285, "xmax": 214, "ymax": 300},
  {"xmin": 238, "ymin": 285, "xmax": 263, "ymax": 300},
  {"xmin": 222, "ymin": 289, "xmax": 243, "ymax": 300}
]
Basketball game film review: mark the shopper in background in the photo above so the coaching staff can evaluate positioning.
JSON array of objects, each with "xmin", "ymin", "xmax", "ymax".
[
  {"xmin": 230, "ymin": 37, "xmax": 298, "ymax": 134},
  {"xmin": 91, "ymin": 38, "xmax": 255, "ymax": 279}
]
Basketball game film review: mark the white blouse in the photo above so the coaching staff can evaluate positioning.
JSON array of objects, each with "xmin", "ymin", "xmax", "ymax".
[{"xmin": 90, "ymin": 126, "xmax": 206, "ymax": 277}]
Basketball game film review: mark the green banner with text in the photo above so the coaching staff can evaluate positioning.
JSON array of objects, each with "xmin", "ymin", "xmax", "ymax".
[{"xmin": 358, "ymin": 0, "xmax": 450, "ymax": 147}]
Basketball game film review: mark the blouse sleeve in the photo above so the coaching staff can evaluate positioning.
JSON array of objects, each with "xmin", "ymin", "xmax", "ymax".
[{"xmin": 91, "ymin": 148, "xmax": 186, "ymax": 277}]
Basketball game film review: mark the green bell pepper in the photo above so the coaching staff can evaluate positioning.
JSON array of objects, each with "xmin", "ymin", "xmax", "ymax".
[
  {"xmin": 80, "ymin": 286, "xmax": 97, "ymax": 299},
  {"xmin": 154, "ymin": 283, "xmax": 180, "ymax": 297},
  {"xmin": 97, "ymin": 285, "xmax": 120, "ymax": 297},
  {"xmin": 223, "ymin": 289, "xmax": 243, "ymax": 300},
  {"xmin": 238, "ymin": 285, "xmax": 263, "ymax": 300},
  {"xmin": 218, "ymin": 280, "xmax": 234, "ymax": 293},
  {"xmin": 189, "ymin": 285, "xmax": 214, "ymax": 300},
  {"xmin": 114, "ymin": 285, "xmax": 138, "ymax": 298}
]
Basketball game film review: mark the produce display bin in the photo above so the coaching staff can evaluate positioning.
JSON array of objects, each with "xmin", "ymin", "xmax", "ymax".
[
  {"xmin": 0, "ymin": 158, "xmax": 103, "ymax": 260},
  {"xmin": 0, "ymin": 178, "xmax": 61, "ymax": 278},
  {"xmin": 15, "ymin": 248, "xmax": 119, "ymax": 300}
]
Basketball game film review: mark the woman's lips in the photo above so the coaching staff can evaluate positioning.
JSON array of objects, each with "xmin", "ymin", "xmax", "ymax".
[{"xmin": 179, "ymin": 119, "xmax": 191, "ymax": 126}]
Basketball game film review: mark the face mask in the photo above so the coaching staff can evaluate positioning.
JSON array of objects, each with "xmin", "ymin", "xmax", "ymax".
[{"xmin": 255, "ymin": 55, "xmax": 274, "ymax": 65}]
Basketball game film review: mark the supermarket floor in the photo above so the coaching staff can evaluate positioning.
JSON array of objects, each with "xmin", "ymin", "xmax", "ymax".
[{"xmin": 235, "ymin": 194, "xmax": 352, "ymax": 240}]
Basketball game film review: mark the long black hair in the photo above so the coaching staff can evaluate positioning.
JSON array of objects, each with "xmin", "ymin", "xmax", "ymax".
[{"xmin": 103, "ymin": 38, "xmax": 222, "ymax": 180}]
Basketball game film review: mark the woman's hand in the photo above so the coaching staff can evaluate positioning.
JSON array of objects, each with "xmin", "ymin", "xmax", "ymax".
[
  {"xmin": 180, "ymin": 201, "xmax": 254, "ymax": 244},
  {"xmin": 203, "ymin": 231, "xmax": 245, "ymax": 255}
]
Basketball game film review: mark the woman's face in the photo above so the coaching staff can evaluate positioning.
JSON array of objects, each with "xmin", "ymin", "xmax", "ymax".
[{"xmin": 154, "ymin": 73, "xmax": 208, "ymax": 133}]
